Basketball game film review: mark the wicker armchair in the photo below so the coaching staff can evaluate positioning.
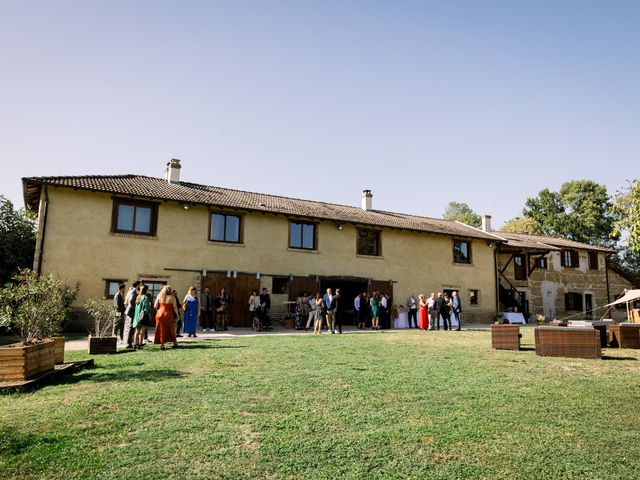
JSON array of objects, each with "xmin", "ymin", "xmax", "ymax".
[
  {"xmin": 609, "ymin": 324, "xmax": 640, "ymax": 349},
  {"xmin": 491, "ymin": 324, "xmax": 521, "ymax": 350}
]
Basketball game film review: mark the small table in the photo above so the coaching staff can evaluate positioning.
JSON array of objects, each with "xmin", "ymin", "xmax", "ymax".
[
  {"xmin": 394, "ymin": 312, "xmax": 409, "ymax": 328},
  {"xmin": 501, "ymin": 312, "xmax": 526, "ymax": 325}
]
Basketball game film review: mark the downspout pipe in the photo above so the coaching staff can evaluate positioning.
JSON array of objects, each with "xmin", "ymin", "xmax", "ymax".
[
  {"xmin": 494, "ymin": 244, "xmax": 499, "ymax": 314},
  {"xmin": 36, "ymin": 185, "xmax": 49, "ymax": 275}
]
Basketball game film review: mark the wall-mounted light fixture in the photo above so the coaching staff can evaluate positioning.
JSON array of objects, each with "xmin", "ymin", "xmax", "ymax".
[
  {"xmin": 233, "ymin": 270, "xmax": 238, "ymax": 278},
  {"xmin": 182, "ymin": 203, "xmax": 190, "ymax": 210},
  {"xmin": 226, "ymin": 270, "xmax": 232, "ymax": 278},
  {"xmin": 202, "ymin": 269, "xmax": 207, "ymax": 276},
  {"xmin": 256, "ymin": 272, "xmax": 261, "ymax": 279},
  {"xmin": 337, "ymin": 224, "xmax": 344, "ymax": 230}
]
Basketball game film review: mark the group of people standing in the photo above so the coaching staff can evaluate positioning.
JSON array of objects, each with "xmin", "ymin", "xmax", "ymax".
[
  {"xmin": 113, "ymin": 281, "xmax": 463, "ymax": 345},
  {"xmin": 114, "ymin": 280, "xmax": 181, "ymax": 350},
  {"xmin": 295, "ymin": 288, "xmax": 346, "ymax": 334},
  {"xmin": 180, "ymin": 286, "xmax": 231, "ymax": 337},
  {"xmin": 409, "ymin": 291, "xmax": 462, "ymax": 331},
  {"xmin": 292, "ymin": 289, "xmax": 393, "ymax": 333},
  {"xmin": 113, "ymin": 281, "xmax": 232, "ymax": 350}
]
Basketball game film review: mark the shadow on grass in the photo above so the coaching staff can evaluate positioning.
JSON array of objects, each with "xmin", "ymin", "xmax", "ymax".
[
  {"xmin": 50, "ymin": 367, "xmax": 187, "ymax": 386},
  {"xmin": 0, "ymin": 426, "xmax": 61, "ymax": 455},
  {"xmin": 174, "ymin": 344, "xmax": 247, "ymax": 350},
  {"xmin": 519, "ymin": 346, "xmax": 536, "ymax": 352},
  {"xmin": 602, "ymin": 355, "xmax": 638, "ymax": 361}
]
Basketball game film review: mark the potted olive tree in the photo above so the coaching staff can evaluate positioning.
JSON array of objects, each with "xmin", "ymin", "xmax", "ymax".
[
  {"xmin": 85, "ymin": 298, "xmax": 119, "ymax": 354},
  {"xmin": 0, "ymin": 270, "xmax": 78, "ymax": 381}
]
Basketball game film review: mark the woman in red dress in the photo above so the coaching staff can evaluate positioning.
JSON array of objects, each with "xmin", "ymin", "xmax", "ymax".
[
  {"xmin": 418, "ymin": 294, "xmax": 428, "ymax": 330},
  {"xmin": 154, "ymin": 286, "xmax": 179, "ymax": 349}
]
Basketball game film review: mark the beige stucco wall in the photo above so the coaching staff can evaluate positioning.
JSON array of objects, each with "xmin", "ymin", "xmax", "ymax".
[{"xmin": 37, "ymin": 187, "xmax": 497, "ymax": 327}]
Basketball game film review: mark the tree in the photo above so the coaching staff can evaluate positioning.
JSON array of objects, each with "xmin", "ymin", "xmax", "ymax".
[
  {"xmin": 612, "ymin": 179, "xmax": 640, "ymax": 254},
  {"xmin": 0, "ymin": 270, "xmax": 78, "ymax": 344},
  {"xmin": 523, "ymin": 180, "xmax": 618, "ymax": 247},
  {"xmin": 443, "ymin": 202, "xmax": 481, "ymax": 228},
  {"xmin": 500, "ymin": 217, "xmax": 541, "ymax": 234},
  {"xmin": 0, "ymin": 195, "xmax": 36, "ymax": 283}
]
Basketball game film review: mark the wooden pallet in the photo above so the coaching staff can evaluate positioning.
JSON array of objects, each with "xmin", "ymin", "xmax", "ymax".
[{"xmin": 0, "ymin": 360, "xmax": 94, "ymax": 392}]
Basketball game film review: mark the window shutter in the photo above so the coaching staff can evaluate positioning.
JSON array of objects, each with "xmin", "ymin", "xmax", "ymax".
[
  {"xmin": 564, "ymin": 293, "xmax": 570, "ymax": 311},
  {"xmin": 572, "ymin": 250, "xmax": 579, "ymax": 267},
  {"xmin": 561, "ymin": 251, "xmax": 566, "ymax": 267}
]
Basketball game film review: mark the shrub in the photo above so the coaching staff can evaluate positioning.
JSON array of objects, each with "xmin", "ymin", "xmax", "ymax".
[
  {"xmin": 0, "ymin": 269, "xmax": 79, "ymax": 345},
  {"xmin": 84, "ymin": 298, "xmax": 119, "ymax": 338}
]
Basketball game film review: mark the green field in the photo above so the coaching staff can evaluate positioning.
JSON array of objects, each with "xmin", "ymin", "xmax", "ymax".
[{"xmin": 1, "ymin": 329, "xmax": 639, "ymax": 479}]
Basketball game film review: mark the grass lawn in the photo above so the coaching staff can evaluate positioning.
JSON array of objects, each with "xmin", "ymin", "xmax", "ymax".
[{"xmin": 1, "ymin": 329, "xmax": 639, "ymax": 479}]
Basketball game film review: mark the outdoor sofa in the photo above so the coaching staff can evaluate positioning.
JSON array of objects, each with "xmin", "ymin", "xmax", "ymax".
[{"xmin": 534, "ymin": 326, "xmax": 601, "ymax": 359}]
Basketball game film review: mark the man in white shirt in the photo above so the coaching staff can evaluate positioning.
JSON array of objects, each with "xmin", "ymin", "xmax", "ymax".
[
  {"xmin": 379, "ymin": 293, "xmax": 388, "ymax": 329},
  {"xmin": 427, "ymin": 292, "xmax": 437, "ymax": 330}
]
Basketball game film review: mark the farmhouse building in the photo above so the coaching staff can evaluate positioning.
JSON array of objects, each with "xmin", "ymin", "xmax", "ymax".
[
  {"xmin": 23, "ymin": 160, "xmax": 502, "ymax": 329},
  {"xmin": 491, "ymin": 229, "xmax": 629, "ymax": 322}
]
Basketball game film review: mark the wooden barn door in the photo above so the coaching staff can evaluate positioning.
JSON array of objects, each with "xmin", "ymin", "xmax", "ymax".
[
  {"xmin": 201, "ymin": 272, "xmax": 260, "ymax": 328},
  {"xmin": 288, "ymin": 276, "xmax": 320, "ymax": 301},
  {"xmin": 370, "ymin": 280, "xmax": 394, "ymax": 303}
]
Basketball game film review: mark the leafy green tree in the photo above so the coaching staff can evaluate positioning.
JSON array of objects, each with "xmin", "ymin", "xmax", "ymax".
[
  {"xmin": 0, "ymin": 195, "xmax": 36, "ymax": 283},
  {"xmin": 0, "ymin": 270, "xmax": 78, "ymax": 344},
  {"xmin": 443, "ymin": 202, "xmax": 481, "ymax": 228},
  {"xmin": 523, "ymin": 180, "xmax": 618, "ymax": 247},
  {"xmin": 500, "ymin": 217, "xmax": 541, "ymax": 234},
  {"xmin": 612, "ymin": 179, "xmax": 640, "ymax": 254}
]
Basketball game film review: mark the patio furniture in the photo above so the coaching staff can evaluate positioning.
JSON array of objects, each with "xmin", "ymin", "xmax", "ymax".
[
  {"xmin": 609, "ymin": 324, "xmax": 640, "ymax": 349},
  {"xmin": 568, "ymin": 321, "xmax": 608, "ymax": 348},
  {"xmin": 549, "ymin": 321, "xmax": 568, "ymax": 327},
  {"xmin": 534, "ymin": 326, "xmax": 601, "ymax": 359},
  {"xmin": 500, "ymin": 312, "xmax": 526, "ymax": 325},
  {"xmin": 491, "ymin": 324, "xmax": 521, "ymax": 350},
  {"xmin": 591, "ymin": 324, "xmax": 608, "ymax": 348}
]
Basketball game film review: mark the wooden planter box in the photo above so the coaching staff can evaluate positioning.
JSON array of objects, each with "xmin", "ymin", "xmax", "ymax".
[
  {"xmin": 283, "ymin": 319, "xmax": 294, "ymax": 329},
  {"xmin": 0, "ymin": 339, "xmax": 56, "ymax": 381},
  {"xmin": 88, "ymin": 336, "xmax": 117, "ymax": 355},
  {"xmin": 53, "ymin": 337, "xmax": 65, "ymax": 364}
]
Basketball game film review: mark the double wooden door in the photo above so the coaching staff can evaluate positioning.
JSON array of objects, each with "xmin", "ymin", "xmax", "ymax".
[{"xmin": 201, "ymin": 273, "xmax": 260, "ymax": 328}]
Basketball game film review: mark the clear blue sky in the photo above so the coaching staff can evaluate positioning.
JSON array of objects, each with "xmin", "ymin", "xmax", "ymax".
[{"xmin": 2, "ymin": 0, "xmax": 638, "ymax": 228}]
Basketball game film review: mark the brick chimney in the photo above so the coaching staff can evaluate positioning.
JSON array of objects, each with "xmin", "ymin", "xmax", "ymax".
[
  {"xmin": 165, "ymin": 159, "xmax": 181, "ymax": 184},
  {"xmin": 481, "ymin": 214, "xmax": 492, "ymax": 232},
  {"xmin": 361, "ymin": 190, "xmax": 373, "ymax": 211}
]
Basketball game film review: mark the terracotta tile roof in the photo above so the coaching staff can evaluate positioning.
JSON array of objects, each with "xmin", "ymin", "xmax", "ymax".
[
  {"xmin": 22, "ymin": 174, "xmax": 498, "ymax": 240},
  {"xmin": 494, "ymin": 231, "xmax": 615, "ymax": 253}
]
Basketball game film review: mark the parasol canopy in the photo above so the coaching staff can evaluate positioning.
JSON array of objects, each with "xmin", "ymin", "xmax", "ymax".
[{"xmin": 605, "ymin": 289, "xmax": 640, "ymax": 307}]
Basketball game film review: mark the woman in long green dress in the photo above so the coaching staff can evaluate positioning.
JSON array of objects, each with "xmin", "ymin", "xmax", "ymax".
[
  {"xmin": 370, "ymin": 292, "xmax": 380, "ymax": 330},
  {"xmin": 133, "ymin": 285, "xmax": 150, "ymax": 349}
]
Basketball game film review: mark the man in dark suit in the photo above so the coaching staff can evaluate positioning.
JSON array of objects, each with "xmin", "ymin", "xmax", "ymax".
[
  {"xmin": 113, "ymin": 284, "xmax": 126, "ymax": 341},
  {"xmin": 330, "ymin": 288, "xmax": 345, "ymax": 334},
  {"xmin": 436, "ymin": 292, "xmax": 450, "ymax": 330}
]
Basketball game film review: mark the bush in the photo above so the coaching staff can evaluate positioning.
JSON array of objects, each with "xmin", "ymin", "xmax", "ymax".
[
  {"xmin": 0, "ymin": 269, "xmax": 79, "ymax": 345},
  {"xmin": 84, "ymin": 298, "xmax": 119, "ymax": 338}
]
